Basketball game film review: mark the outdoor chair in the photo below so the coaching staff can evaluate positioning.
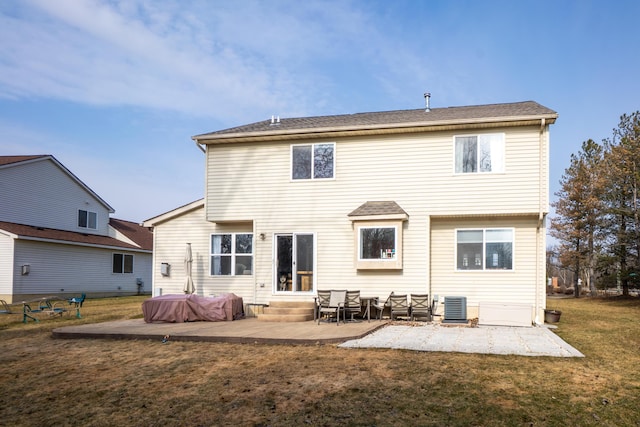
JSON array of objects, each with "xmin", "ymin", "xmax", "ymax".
[
  {"xmin": 431, "ymin": 294, "xmax": 441, "ymax": 320},
  {"xmin": 67, "ymin": 293, "xmax": 86, "ymax": 308},
  {"xmin": 371, "ymin": 292, "xmax": 393, "ymax": 320},
  {"xmin": 344, "ymin": 290, "xmax": 362, "ymax": 322},
  {"xmin": 410, "ymin": 294, "xmax": 431, "ymax": 321},
  {"xmin": 314, "ymin": 290, "xmax": 331, "ymax": 321},
  {"xmin": 317, "ymin": 290, "xmax": 347, "ymax": 325},
  {"xmin": 389, "ymin": 294, "xmax": 410, "ymax": 321}
]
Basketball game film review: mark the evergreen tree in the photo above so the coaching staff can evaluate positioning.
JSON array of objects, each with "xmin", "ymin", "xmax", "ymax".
[
  {"xmin": 601, "ymin": 112, "xmax": 640, "ymax": 296},
  {"xmin": 550, "ymin": 139, "xmax": 605, "ymax": 296}
]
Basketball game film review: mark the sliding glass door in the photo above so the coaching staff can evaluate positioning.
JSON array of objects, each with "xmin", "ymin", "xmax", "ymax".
[{"xmin": 275, "ymin": 233, "xmax": 314, "ymax": 293}]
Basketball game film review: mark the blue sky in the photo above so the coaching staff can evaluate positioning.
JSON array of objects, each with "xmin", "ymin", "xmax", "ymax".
[{"xmin": 1, "ymin": 0, "xmax": 639, "ymax": 223}]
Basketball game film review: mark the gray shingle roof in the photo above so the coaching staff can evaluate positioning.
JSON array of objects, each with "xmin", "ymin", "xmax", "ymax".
[
  {"xmin": 348, "ymin": 201, "xmax": 408, "ymax": 218},
  {"xmin": 0, "ymin": 155, "xmax": 48, "ymax": 167},
  {"xmin": 194, "ymin": 100, "xmax": 557, "ymax": 141},
  {"xmin": 0, "ymin": 220, "xmax": 151, "ymax": 251}
]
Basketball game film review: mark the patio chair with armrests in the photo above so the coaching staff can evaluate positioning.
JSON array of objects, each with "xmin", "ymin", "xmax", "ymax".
[
  {"xmin": 410, "ymin": 294, "xmax": 431, "ymax": 321},
  {"xmin": 389, "ymin": 294, "xmax": 410, "ymax": 321},
  {"xmin": 317, "ymin": 290, "xmax": 347, "ymax": 325},
  {"xmin": 314, "ymin": 290, "xmax": 331, "ymax": 321},
  {"xmin": 344, "ymin": 290, "xmax": 362, "ymax": 322}
]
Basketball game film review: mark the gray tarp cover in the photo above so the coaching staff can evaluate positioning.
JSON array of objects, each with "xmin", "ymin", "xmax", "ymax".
[{"xmin": 142, "ymin": 293, "xmax": 244, "ymax": 323}]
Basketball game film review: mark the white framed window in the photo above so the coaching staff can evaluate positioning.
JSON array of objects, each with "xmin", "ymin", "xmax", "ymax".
[
  {"xmin": 78, "ymin": 209, "xmax": 97, "ymax": 229},
  {"xmin": 359, "ymin": 226, "xmax": 397, "ymax": 261},
  {"xmin": 291, "ymin": 142, "xmax": 335, "ymax": 180},
  {"xmin": 352, "ymin": 221, "xmax": 404, "ymax": 270},
  {"xmin": 454, "ymin": 133, "xmax": 504, "ymax": 173},
  {"xmin": 210, "ymin": 233, "xmax": 253, "ymax": 276},
  {"xmin": 113, "ymin": 253, "xmax": 133, "ymax": 274},
  {"xmin": 456, "ymin": 228, "xmax": 513, "ymax": 271}
]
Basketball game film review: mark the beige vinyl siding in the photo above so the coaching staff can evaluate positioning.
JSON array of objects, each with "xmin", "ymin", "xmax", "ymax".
[
  {"xmin": 207, "ymin": 126, "xmax": 546, "ymax": 220},
  {"xmin": 203, "ymin": 124, "xmax": 548, "ymax": 303},
  {"xmin": 150, "ymin": 206, "xmax": 259, "ymax": 302},
  {"xmin": 430, "ymin": 216, "xmax": 543, "ymax": 319}
]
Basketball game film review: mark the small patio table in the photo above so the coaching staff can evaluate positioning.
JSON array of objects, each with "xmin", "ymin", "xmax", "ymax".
[{"xmin": 360, "ymin": 297, "xmax": 378, "ymax": 322}]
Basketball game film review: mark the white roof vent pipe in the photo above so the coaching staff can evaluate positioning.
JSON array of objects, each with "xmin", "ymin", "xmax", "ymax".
[
  {"xmin": 424, "ymin": 92, "xmax": 431, "ymax": 112},
  {"xmin": 270, "ymin": 115, "xmax": 281, "ymax": 126}
]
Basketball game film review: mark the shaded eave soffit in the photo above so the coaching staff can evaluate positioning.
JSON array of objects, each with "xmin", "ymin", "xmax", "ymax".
[{"xmin": 193, "ymin": 115, "xmax": 557, "ymax": 145}]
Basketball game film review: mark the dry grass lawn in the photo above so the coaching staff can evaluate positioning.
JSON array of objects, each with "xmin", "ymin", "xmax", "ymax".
[{"xmin": 0, "ymin": 295, "xmax": 639, "ymax": 426}]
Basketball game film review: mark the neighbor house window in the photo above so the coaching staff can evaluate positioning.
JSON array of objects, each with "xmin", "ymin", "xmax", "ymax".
[
  {"xmin": 78, "ymin": 209, "xmax": 97, "ymax": 229},
  {"xmin": 210, "ymin": 233, "xmax": 253, "ymax": 276},
  {"xmin": 359, "ymin": 227, "xmax": 397, "ymax": 260},
  {"xmin": 454, "ymin": 133, "xmax": 504, "ymax": 173},
  {"xmin": 113, "ymin": 253, "xmax": 133, "ymax": 273},
  {"xmin": 456, "ymin": 228, "xmax": 513, "ymax": 270},
  {"xmin": 292, "ymin": 143, "xmax": 335, "ymax": 180}
]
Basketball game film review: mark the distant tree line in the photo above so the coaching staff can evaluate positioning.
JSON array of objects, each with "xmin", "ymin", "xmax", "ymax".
[{"xmin": 550, "ymin": 111, "xmax": 640, "ymax": 297}]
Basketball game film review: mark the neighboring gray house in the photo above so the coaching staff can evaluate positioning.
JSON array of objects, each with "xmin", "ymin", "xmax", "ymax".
[{"xmin": 0, "ymin": 155, "xmax": 152, "ymax": 303}]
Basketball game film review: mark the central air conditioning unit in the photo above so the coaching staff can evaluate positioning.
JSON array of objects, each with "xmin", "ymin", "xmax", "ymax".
[{"xmin": 443, "ymin": 296, "xmax": 467, "ymax": 323}]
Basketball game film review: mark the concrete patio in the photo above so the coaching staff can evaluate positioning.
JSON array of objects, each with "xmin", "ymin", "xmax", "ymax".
[
  {"xmin": 52, "ymin": 317, "xmax": 584, "ymax": 357},
  {"xmin": 52, "ymin": 317, "xmax": 387, "ymax": 345}
]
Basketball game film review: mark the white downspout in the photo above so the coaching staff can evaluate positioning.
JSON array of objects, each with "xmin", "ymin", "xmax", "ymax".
[
  {"xmin": 195, "ymin": 140, "xmax": 206, "ymax": 154},
  {"xmin": 535, "ymin": 118, "xmax": 547, "ymax": 326}
]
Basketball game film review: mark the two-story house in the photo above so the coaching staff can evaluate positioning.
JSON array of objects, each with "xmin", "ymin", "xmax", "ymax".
[
  {"xmin": 144, "ymin": 100, "xmax": 557, "ymax": 325},
  {"xmin": 0, "ymin": 155, "xmax": 153, "ymax": 303}
]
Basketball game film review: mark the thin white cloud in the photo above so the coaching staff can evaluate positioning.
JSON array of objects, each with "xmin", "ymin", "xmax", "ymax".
[{"xmin": 0, "ymin": 0, "xmax": 444, "ymax": 122}]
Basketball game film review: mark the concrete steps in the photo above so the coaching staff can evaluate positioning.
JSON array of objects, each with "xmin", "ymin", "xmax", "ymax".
[{"xmin": 258, "ymin": 301, "xmax": 315, "ymax": 322}]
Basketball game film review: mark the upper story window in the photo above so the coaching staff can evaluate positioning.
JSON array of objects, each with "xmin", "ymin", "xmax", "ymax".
[
  {"xmin": 292, "ymin": 143, "xmax": 335, "ymax": 180},
  {"xmin": 210, "ymin": 233, "xmax": 253, "ymax": 276},
  {"xmin": 113, "ymin": 253, "xmax": 133, "ymax": 273},
  {"xmin": 456, "ymin": 228, "xmax": 513, "ymax": 271},
  {"xmin": 454, "ymin": 133, "xmax": 504, "ymax": 173},
  {"xmin": 78, "ymin": 209, "xmax": 97, "ymax": 229}
]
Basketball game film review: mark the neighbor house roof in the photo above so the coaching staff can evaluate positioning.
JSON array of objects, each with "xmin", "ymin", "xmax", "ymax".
[
  {"xmin": 193, "ymin": 100, "xmax": 558, "ymax": 144},
  {"xmin": 0, "ymin": 154, "xmax": 115, "ymax": 213},
  {"xmin": 109, "ymin": 218, "xmax": 154, "ymax": 251},
  {"xmin": 0, "ymin": 155, "xmax": 46, "ymax": 166},
  {"xmin": 0, "ymin": 220, "xmax": 152, "ymax": 252}
]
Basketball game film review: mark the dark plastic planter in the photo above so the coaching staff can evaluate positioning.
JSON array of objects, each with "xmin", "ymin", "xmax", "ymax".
[{"xmin": 544, "ymin": 309, "xmax": 562, "ymax": 323}]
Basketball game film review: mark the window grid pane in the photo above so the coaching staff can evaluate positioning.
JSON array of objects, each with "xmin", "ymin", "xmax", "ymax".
[
  {"xmin": 235, "ymin": 234, "xmax": 253, "ymax": 254},
  {"xmin": 78, "ymin": 210, "xmax": 87, "ymax": 228},
  {"xmin": 292, "ymin": 145, "xmax": 312, "ymax": 179},
  {"xmin": 212, "ymin": 234, "xmax": 232, "ymax": 254},
  {"xmin": 313, "ymin": 144, "xmax": 334, "ymax": 179},
  {"xmin": 123, "ymin": 254, "xmax": 134, "ymax": 273},
  {"xmin": 113, "ymin": 253, "xmax": 123, "ymax": 273}
]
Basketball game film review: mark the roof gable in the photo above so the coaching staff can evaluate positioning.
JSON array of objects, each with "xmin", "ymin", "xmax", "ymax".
[
  {"xmin": 0, "ymin": 154, "xmax": 115, "ymax": 213},
  {"xmin": 143, "ymin": 199, "xmax": 204, "ymax": 227}
]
